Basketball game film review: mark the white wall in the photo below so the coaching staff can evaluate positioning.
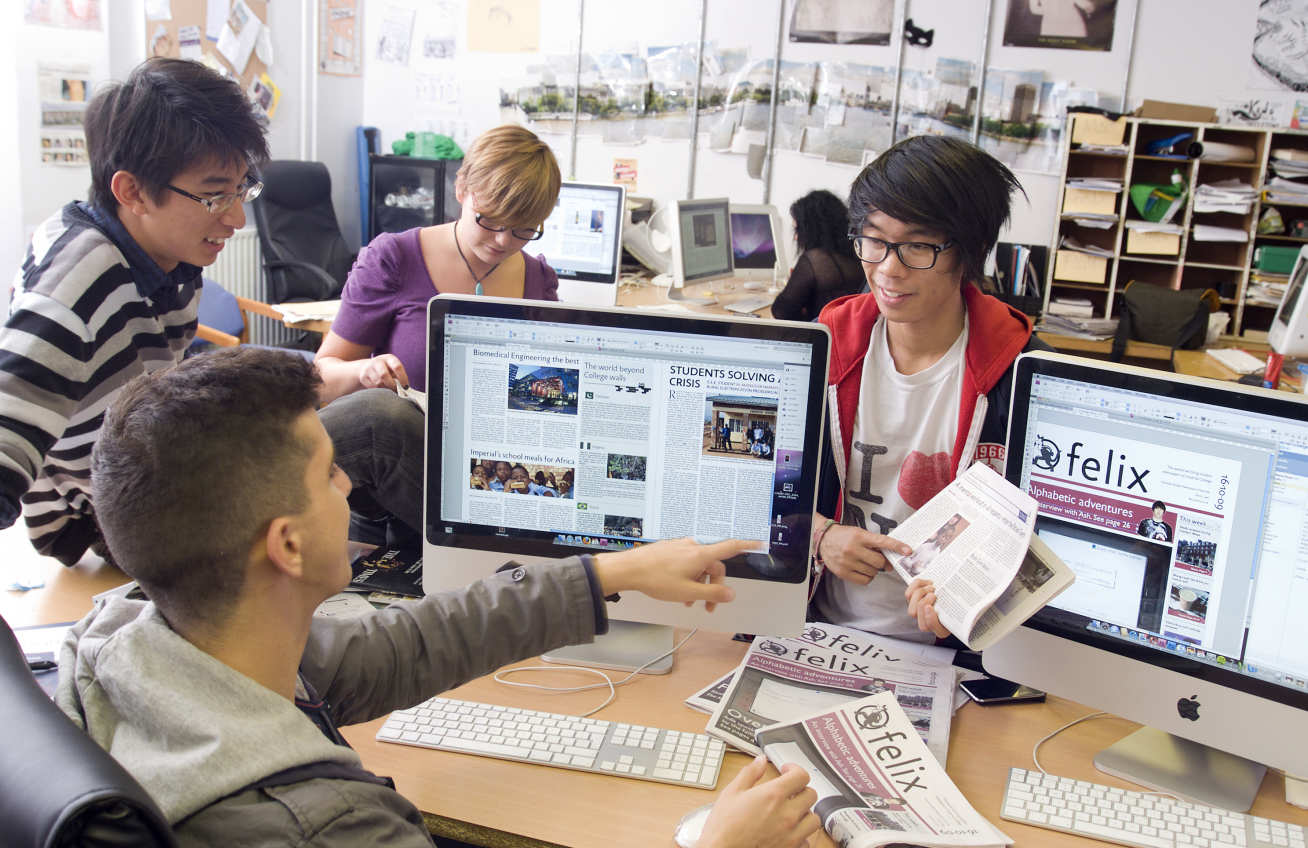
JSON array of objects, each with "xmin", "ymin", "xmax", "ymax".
[{"xmin": 0, "ymin": 5, "xmax": 25, "ymax": 287}]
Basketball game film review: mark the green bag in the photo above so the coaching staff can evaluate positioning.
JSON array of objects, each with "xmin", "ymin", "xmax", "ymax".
[{"xmin": 1129, "ymin": 169, "xmax": 1187, "ymax": 224}]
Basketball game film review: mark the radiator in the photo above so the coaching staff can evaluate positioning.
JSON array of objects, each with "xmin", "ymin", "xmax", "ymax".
[{"xmin": 205, "ymin": 227, "xmax": 296, "ymax": 346}]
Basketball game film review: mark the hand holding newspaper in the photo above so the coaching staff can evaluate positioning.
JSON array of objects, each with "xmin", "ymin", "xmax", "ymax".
[
  {"xmin": 756, "ymin": 691, "xmax": 1011, "ymax": 848},
  {"xmin": 881, "ymin": 463, "xmax": 1074, "ymax": 650}
]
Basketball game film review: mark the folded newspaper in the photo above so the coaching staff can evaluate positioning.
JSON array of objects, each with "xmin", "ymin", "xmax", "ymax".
[
  {"xmin": 756, "ymin": 692, "xmax": 1012, "ymax": 848},
  {"xmin": 701, "ymin": 624, "xmax": 958, "ymax": 764},
  {"xmin": 881, "ymin": 462, "xmax": 1074, "ymax": 650}
]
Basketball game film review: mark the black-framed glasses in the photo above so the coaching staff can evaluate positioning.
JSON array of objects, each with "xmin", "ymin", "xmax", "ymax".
[
  {"xmin": 850, "ymin": 233, "xmax": 956, "ymax": 270},
  {"xmin": 475, "ymin": 213, "xmax": 544, "ymax": 241},
  {"xmin": 166, "ymin": 179, "xmax": 263, "ymax": 216}
]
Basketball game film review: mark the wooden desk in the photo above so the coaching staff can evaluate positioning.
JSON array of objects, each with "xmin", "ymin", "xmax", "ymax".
[{"xmin": 8, "ymin": 534, "xmax": 1305, "ymax": 848}]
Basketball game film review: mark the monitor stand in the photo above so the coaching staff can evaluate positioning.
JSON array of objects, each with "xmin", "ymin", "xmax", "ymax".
[
  {"xmin": 1093, "ymin": 726, "xmax": 1267, "ymax": 812},
  {"xmin": 667, "ymin": 282, "xmax": 716, "ymax": 306},
  {"xmin": 541, "ymin": 620, "xmax": 674, "ymax": 674}
]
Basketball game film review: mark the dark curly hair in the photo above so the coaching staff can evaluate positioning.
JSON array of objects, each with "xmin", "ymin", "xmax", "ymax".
[{"xmin": 790, "ymin": 190, "xmax": 856, "ymax": 259}]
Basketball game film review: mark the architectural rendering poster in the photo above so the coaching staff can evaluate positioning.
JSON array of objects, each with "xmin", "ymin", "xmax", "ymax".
[{"xmin": 1003, "ymin": 0, "xmax": 1117, "ymax": 51}]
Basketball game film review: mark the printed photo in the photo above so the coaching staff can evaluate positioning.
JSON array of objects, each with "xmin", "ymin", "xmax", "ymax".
[
  {"xmin": 603, "ymin": 515, "xmax": 643, "ymax": 538},
  {"xmin": 469, "ymin": 458, "xmax": 575, "ymax": 498},
  {"xmin": 507, "ymin": 363, "xmax": 579, "ymax": 415},
  {"xmin": 703, "ymin": 397, "xmax": 778, "ymax": 461},
  {"xmin": 606, "ymin": 453, "xmax": 646, "ymax": 481},
  {"xmin": 1003, "ymin": 0, "xmax": 1117, "ymax": 51},
  {"xmin": 900, "ymin": 514, "xmax": 970, "ymax": 578},
  {"xmin": 1167, "ymin": 584, "xmax": 1210, "ymax": 622}
]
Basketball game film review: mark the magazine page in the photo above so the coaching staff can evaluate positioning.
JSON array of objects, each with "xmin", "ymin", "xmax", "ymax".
[
  {"xmin": 963, "ymin": 533, "xmax": 1075, "ymax": 650},
  {"xmin": 756, "ymin": 692, "xmax": 1012, "ymax": 848},
  {"xmin": 882, "ymin": 463, "xmax": 1038, "ymax": 648},
  {"xmin": 685, "ymin": 624, "xmax": 958, "ymax": 714},
  {"xmin": 705, "ymin": 625, "xmax": 957, "ymax": 764}
]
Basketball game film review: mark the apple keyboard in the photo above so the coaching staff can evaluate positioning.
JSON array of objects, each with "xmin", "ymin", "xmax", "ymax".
[
  {"xmin": 1205, "ymin": 347, "xmax": 1265, "ymax": 375},
  {"xmin": 378, "ymin": 696, "xmax": 727, "ymax": 789},
  {"xmin": 724, "ymin": 294, "xmax": 775, "ymax": 314},
  {"xmin": 1002, "ymin": 767, "xmax": 1306, "ymax": 848}
]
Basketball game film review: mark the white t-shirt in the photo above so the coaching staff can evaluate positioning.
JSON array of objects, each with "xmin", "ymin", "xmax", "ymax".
[{"xmin": 816, "ymin": 314, "xmax": 968, "ymax": 641}]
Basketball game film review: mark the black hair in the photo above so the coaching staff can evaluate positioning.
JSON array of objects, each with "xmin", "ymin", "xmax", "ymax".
[
  {"xmin": 1152, "ymin": 500, "xmax": 1166, "ymax": 512},
  {"xmin": 789, "ymin": 189, "xmax": 856, "ymax": 258},
  {"xmin": 92, "ymin": 348, "xmax": 321, "ymax": 630},
  {"xmin": 84, "ymin": 57, "xmax": 269, "ymax": 213},
  {"xmin": 848, "ymin": 135, "xmax": 1025, "ymax": 285}
]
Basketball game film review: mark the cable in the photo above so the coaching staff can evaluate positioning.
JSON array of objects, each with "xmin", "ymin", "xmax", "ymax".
[
  {"xmin": 494, "ymin": 628, "xmax": 699, "ymax": 718},
  {"xmin": 1030, "ymin": 710, "xmax": 1180, "ymax": 801}
]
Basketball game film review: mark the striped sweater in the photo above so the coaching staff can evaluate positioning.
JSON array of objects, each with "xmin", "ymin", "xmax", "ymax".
[{"xmin": 1, "ymin": 202, "xmax": 201, "ymax": 564}]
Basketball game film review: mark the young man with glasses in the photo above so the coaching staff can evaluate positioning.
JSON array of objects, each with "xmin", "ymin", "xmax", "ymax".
[
  {"xmin": 0, "ymin": 57, "xmax": 267, "ymax": 565},
  {"xmin": 809, "ymin": 135, "xmax": 1049, "ymax": 641}
]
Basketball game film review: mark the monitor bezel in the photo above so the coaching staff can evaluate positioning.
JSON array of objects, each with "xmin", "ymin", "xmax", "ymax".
[
  {"xmin": 1005, "ymin": 350, "xmax": 1308, "ymax": 714},
  {"xmin": 671, "ymin": 197, "xmax": 735, "ymax": 285},
  {"xmin": 424, "ymin": 294, "xmax": 831, "ymax": 583},
  {"xmin": 531, "ymin": 181, "xmax": 627, "ymax": 286}
]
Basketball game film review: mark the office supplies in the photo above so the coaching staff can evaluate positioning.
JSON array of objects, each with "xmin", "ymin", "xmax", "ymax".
[
  {"xmin": 529, "ymin": 182, "xmax": 626, "ymax": 307},
  {"xmin": 989, "ymin": 351, "xmax": 1308, "ymax": 811},
  {"xmin": 669, "ymin": 197, "xmax": 734, "ymax": 303},
  {"xmin": 1204, "ymin": 347, "xmax": 1264, "ymax": 374},
  {"xmin": 1001, "ymin": 767, "xmax": 1306, "ymax": 847},
  {"xmin": 728, "ymin": 204, "xmax": 788, "ymax": 286},
  {"xmin": 377, "ymin": 696, "xmax": 726, "ymax": 788},
  {"xmin": 423, "ymin": 296, "xmax": 831, "ymax": 667}
]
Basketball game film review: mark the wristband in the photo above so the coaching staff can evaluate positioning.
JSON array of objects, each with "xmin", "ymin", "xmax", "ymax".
[{"xmin": 812, "ymin": 518, "xmax": 838, "ymax": 566}]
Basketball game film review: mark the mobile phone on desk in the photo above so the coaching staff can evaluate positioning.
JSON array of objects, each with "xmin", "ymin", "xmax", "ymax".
[{"xmin": 960, "ymin": 675, "xmax": 1045, "ymax": 705}]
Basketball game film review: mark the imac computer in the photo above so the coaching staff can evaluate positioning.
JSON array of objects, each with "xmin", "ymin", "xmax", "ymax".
[
  {"xmin": 528, "ymin": 181, "xmax": 626, "ymax": 307},
  {"xmin": 986, "ymin": 350, "xmax": 1308, "ymax": 810},
  {"xmin": 729, "ymin": 203, "xmax": 789, "ymax": 286},
  {"xmin": 1269, "ymin": 244, "xmax": 1308, "ymax": 358},
  {"xmin": 422, "ymin": 294, "xmax": 830, "ymax": 670},
  {"xmin": 669, "ymin": 197, "xmax": 733, "ymax": 304}
]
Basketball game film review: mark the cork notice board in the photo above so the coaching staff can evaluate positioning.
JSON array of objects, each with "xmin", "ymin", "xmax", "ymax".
[{"xmin": 145, "ymin": 0, "xmax": 269, "ymax": 90}]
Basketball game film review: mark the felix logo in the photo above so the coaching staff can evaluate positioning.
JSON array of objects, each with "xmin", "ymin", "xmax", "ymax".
[
  {"xmin": 1176, "ymin": 695, "xmax": 1201, "ymax": 721},
  {"xmin": 1031, "ymin": 435, "xmax": 1151, "ymax": 493}
]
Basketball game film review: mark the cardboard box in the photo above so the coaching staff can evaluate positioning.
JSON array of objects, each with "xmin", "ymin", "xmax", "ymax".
[
  {"xmin": 1062, "ymin": 187, "xmax": 1118, "ymax": 216},
  {"xmin": 1054, "ymin": 249, "xmax": 1108, "ymax": 284},
  {"xmin": 1133, "ymin": 99, "xmax": 1217, "ymax": 124},
  {"xmin": 1126, "ymin": 228, "xmax": 1181, "ymax": 255},
  {"xmin": 1070, "ymin": 113, "xmax": 1127, "ymax": 146}
]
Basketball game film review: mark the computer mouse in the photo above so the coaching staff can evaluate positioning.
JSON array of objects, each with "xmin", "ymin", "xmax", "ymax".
[
  {"xmin": 742, "ymin": 280, "xmax": 766, "ymax": 291},
  {"xmin": 673, "ymin": 802, "xmax": 714, "ymax": 848}
]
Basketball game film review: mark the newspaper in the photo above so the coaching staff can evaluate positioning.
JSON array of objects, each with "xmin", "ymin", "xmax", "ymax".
[
  {"xmin": 704, "ymin": 624, "xmax": 957, "ymax": 764},
  {"xmin": 756, "ymin": 692, "xmax": 1012, "ymax": 848},
  {"xmin": 882, "ymin": 463, "xmax": 1074, "ymax": 650}
]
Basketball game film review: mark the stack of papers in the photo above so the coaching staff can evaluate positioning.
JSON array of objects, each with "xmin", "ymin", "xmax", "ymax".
[
  {"xmin": 1057, "ymin": 235, "xmax": 1113, "ymax": 257},
  {"xmin": 1124, "ymin": 220, "xmax": 1182, "ymax": 234},
  {"xmin": 1270, "ymin": 149, "xmax": 1308, "ymax": 179},
  {"xmin": 1194, "ymin": 180, "xmax": 1257, "ymax": 214},
  {"xmin": 1061, "ymin": 212, "xmax": 1118, "ymax": 229},
  {"xmin": 1192, "ymin": 224, "xmax": 1249, "ymax": 242},
  {"xmin": 1066, "ymin": 178, "xmax": 1123, "ymax": 192},
  {"xmin": 1037, "ymin": 314, "xmax": 1119, "ymax": 340},
  {"xmin": 1263, "ymin": 176, "xmax": 1308, "ymax": 204},
  {"xmin": 1046, "ymin": 297, "xmax": 1095, "ymax": 317},
  {"xmin": 1247, "ymin": 276, "xmax": 1288, "ymax": 306},
  {"xmin": 1077, "ymin": 143, "xmax": 1129, "ymax": 155}
]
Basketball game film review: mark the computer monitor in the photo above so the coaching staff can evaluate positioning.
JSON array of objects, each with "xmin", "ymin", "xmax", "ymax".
[
  {"xmin": 1269, "ymin": 244, "xmax": 1308, "ymax": 358},
  {"xmin": 985, "ymin": 351, "xmax": 1308, "ymax": 811},
  {"xmin": 422, "ymin": 294, "xmax": 830, "ymax": 669},
  {"xmin": 528, "ymin": 181, "xmax": 626, "ymax": 307},
  {"xmin": 670, "ymin": 197, "xmax": 733, "ymax": 303},
  {"xmin": 729, "ymin": 203, "xmax": 788, "ymax": 285}
]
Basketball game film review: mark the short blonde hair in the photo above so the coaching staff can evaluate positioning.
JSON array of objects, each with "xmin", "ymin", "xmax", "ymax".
[{"xmin": 455, "ymin": 125, "xmax": 561, "ymax": 230}]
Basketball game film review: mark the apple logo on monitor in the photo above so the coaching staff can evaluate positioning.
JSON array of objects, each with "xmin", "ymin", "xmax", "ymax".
[{"xmin": 1177, "ymin": 695, "xmax": 1201, "ymax": 721}]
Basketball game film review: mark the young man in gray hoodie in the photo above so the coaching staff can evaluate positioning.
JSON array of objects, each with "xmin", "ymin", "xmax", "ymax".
[{"xmin": 56, "ymin": 348, "xmax": 819, "ymax": 848}]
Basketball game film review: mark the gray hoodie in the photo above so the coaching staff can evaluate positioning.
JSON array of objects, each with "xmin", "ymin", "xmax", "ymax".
[{"xmin": 56, "ymin": 557, "xmax": 603, "ymax": 846}]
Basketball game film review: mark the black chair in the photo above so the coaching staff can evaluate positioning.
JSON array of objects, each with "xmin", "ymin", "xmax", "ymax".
[
  {"xmin": 0, "ymin": 615, "xmax": 176, "ymax": 847},
  {"xmin": 249, "ymin": 160, "xmax": 355, "ymax": 304}
]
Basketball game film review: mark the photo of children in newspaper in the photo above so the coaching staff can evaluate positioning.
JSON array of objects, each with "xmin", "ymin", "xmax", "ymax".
[
  {"xmin": 603, "ymin": 515, "xmax": 643, "ymax": 537},
  {"xmin": 605, "ymin": 453, "xmax": 646, "ymax": 481},
  {"xmin": 507, "ymin": 363, "xmax": 579, "ymax": 415},
  {"xmin": 469, "ymin": 458, "xmax": 575, "ymax": 497},
  {"xmin": 702, "ymin": 396, "xmax": 777, "ymax": 460},
  {"xmin": 898, "ymin": 513, "xmax": 969, "ymax": 578}
]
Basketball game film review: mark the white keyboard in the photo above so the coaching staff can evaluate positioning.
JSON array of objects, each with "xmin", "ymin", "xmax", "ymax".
[
  {"xmin": 1205, "ymin": 347, "xmax": 1265, "ymax": 375},
  {"xmin": 1002, "ymin": 767, "xmax": 1306, "ymax": 848},
  {"xmin": 724, "ymin": 294, "xmax": 775, "ymax": 314},
  {"xmin": 377, "ymin": 696, "xmax": 727, "ymax": 789}
]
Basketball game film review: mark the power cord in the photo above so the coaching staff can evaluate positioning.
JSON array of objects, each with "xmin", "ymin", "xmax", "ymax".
[
  {"xmin": 493, "ymin": 628, "xmax": 699, "ymax": 718},
  {"xmin": 1030, "ymin": 711, "xmax": 1180, "ymax": 801}
]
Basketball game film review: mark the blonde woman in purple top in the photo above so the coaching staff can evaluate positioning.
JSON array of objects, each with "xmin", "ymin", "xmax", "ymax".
[{"xmin": 317, "ymin": 126, "xmax": 561, "ymax": 544}]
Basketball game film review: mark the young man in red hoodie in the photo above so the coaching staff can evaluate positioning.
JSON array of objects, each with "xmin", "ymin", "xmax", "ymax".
[{"xmin": 809, "ymin": 135, "xmax": 1048, "ymax": 641}]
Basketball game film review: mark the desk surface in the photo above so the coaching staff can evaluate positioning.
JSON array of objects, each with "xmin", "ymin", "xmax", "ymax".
[{"xmin": 6, "ymin": 545, "xmax": 1304, "ymax": 848}]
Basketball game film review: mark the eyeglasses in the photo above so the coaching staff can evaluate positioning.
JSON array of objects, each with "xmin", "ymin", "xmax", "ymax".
[
  {"xmin": 166, "ymin": 179, "xmax": 263, "ymax": 216},
  {"xmin": 850, "ymin": 234, "xmax": 956, "ymax": 270},
  {"xmin": 475, "ymin": 213, "xmax": 544, "ymax": 241}
]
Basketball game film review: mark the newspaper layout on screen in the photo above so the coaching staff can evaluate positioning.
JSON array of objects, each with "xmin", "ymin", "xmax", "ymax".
[
  {"xmin": 756, "ymin": 692, "xmax": 1012, "ymax": 848},
  {"xmin": 702, "ymin": 623, "xmax": 958, "ymax": 764},
  {"xmin": 439, "ymin": 313, "xmax": 814, "ymax": 554},
  {"xmin": 1016, "ymin": 370, "xmax": 1308, "ymax": 689},
  {"xmin": 529, "ymin": 184, "xmax": 622, "ymax": 279}
]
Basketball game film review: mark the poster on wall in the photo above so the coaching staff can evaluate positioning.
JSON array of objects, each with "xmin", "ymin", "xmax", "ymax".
[
  {"xmin": 789, "ymin": 0, "xmax": 893, "ymax": 46},
  {"xmin": 321, "ymin": 0, "xmax": 363, "ymax": 75},
  {"xmin": 468, "ymin": 0, "xmax": 540, "ymax": 53},
  {"xmin": 38, "ymin": 64, "xmax": 91, "ymax": 166},
  {"xmin": 378, "ymin": 5, "xmax": 417, "ymax": 65},
  {"xmin": 1002, "ymin": 0, "xmax": 1116, "ymax": 51},
  {"xmin": 1249, "ymin": 0, "xmax": 1308, "ymax": 92},
  {"xmin": 25, "ymin": 0, "xmax": 102, "ymax": 30}
]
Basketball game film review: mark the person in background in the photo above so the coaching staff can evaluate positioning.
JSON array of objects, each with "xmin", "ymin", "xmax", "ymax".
[
  {"xmin": 316, "ymin": 125, "xmax": 562, "ymax": 544},
  {"xmin": 63, "ymin": 347, "xmax": 818, "ymax": 847},
  {"xmin": 0, "ymin": 57, "xmax": 266, "ymax": 565},
  {"xmin": 770, "ymin": 190, "xmax": 865, "ymax": 322}
]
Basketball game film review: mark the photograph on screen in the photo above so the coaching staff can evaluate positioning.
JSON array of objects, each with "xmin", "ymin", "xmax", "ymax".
[
  {"xmin": 703, "ymin": 396, "xmax": 778, "ymax": 460},
  {"xmin": 468, "ymin": 457, "xmax": 575, "ymax": 498},
  {"xmin": 603, "ymin": 515, "xmax": 643, "ymax": 538},
  {"xmin": 507, "ymin": 364, "xmax": 580, "ymax": 415},
  {"xmin": 605, "ymin": 453, "xmax": 647, "ymax": 481},
  {"xmin": 1036, "ymin": 517, "xmax": 1171, "ymax": 633}
]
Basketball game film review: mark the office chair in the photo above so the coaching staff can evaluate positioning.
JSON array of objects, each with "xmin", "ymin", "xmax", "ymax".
[
  {"xmin": 249, "ymin": 160, "xmax": 355, "ymax": 304},
  {"xmin": 192, "ymin": 280, "xmax": 316, "ymax": 362},
  {"xmin": 0, "ymin": 615, "xmax": 177, "ymax": 847}
]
